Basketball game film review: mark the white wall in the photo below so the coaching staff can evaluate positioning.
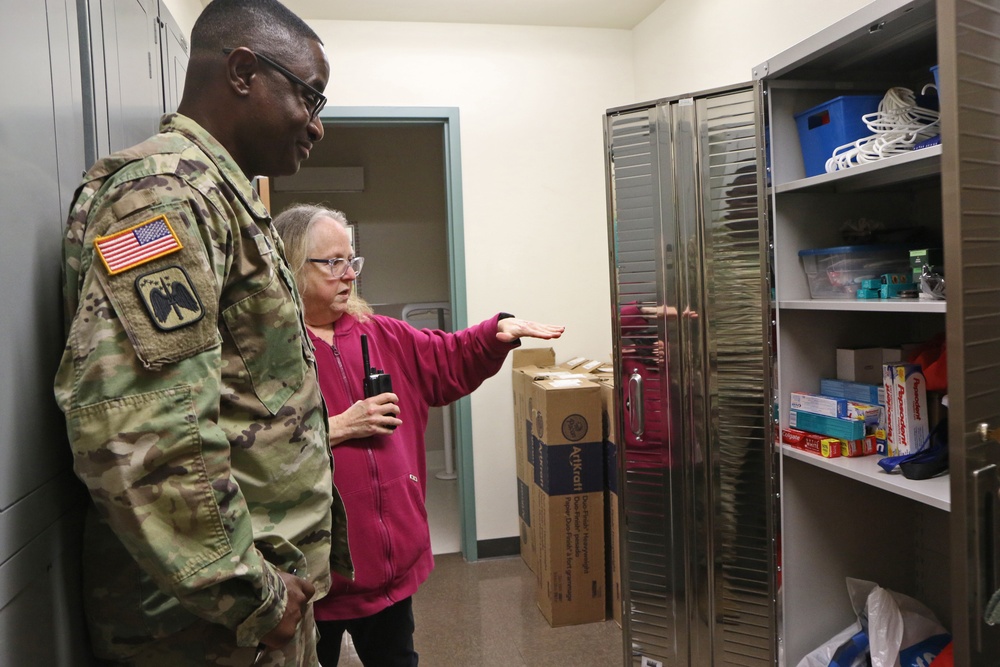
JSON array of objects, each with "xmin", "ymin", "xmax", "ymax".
[
  {"xmin": 632, "ymin": 0, "xmax": 873, "ymax": 101},
  {"xmin": 308, "ymin": 20, "xmax": 632, "ymax": 541},
  {"xmin": 162, "ymin": 0, "xmax": 200, "ymax": 37}
]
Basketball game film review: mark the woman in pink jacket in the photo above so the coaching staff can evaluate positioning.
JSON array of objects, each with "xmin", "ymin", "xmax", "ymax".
[{"xmin": 273, "ymin": 204, "xmax": 564, "ymax": 666}]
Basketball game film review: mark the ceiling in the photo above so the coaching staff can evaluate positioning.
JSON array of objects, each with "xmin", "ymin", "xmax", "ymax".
[{"xmin": 247, "ymin": 0, "xmax": 666, "ymax": 30}]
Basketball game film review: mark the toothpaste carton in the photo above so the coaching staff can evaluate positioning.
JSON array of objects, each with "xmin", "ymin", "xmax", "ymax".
[
  {"xmin": 883, "ymin": 363, "xmax": 897, "ymax": 456},
  {"xmin": 818, "ymin": 379, "xmax": 887, "ymax": 452},
  {"xmin": 789, "ymin": 392, "xmax": 849, "ymax": 418},
  {"xmin": 847, "ymin": 401, "xmax": 881, "ymax": 437},
  {"xmin": 840, "ymin": 435, "xmax": 877, "ymax": 457},
  {"xmin": 781, "ymin": 428, "xmax": 841, "ymax": 458},
  {"xmin": 789, "ymin": 410, "xmax": 866, "ymax": 441},
  {"xmin": 874, "ymin": 405, "xmax": 888, "ymax": 454},
  {"xmin": 819, "ymin": 379, "xmax": 883, "ymax": 405},
  {"xmin": 888, "ymin": 363, "xmax": 930, "ymax": 455}
]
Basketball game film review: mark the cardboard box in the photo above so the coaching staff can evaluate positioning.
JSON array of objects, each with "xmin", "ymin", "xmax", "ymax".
[
  {"xmin": 559, "ymin": 356, "xmax": 597, "ymax": 372},
  {"xmin": 592, "ymin": 363, "xmax": 615, "ymax": 379},
  {"xmin": 836, "ymin": 347, "xmax": 902, "ymax": 385},
  {"xmin": 511, "ymin": 347, "xmax": 557, "ymax": 574},
  {"xmin": 531, "ymin": 377, "xmax": 606, "ymax": 627},
  {"xmin": 599, "ymin": 379, "xmax": 621, "ymax": 626}
]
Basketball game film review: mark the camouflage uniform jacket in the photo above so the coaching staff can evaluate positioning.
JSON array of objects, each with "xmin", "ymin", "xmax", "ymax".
[{"xmin": 54, "ymin": 113, "xmax": 353, "ymax": 660}]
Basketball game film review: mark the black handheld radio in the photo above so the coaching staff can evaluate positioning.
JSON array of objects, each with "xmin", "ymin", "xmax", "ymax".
[{"xmin": 361, "ymin": 334, "xmax": 396, "ymax": 430}]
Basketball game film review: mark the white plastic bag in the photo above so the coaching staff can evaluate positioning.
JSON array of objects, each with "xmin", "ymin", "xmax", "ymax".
[
  {"xmin": 796, "ymin": 579, "xmax": 951, "ymax": 667},
  {"xmin": 794, "ymin": 622, "xmax": 867, "ymax": 667},
  {"xmin": 852, "ymin": 578, "xmax": 951, "ymax": 667}
]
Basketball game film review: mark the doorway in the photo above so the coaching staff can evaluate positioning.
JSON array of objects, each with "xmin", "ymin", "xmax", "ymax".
[{"xmin": 269, "ymin": 107, "xmax": 479, "ymax": 560}]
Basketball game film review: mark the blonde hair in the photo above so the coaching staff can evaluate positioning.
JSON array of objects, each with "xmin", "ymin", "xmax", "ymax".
[{"xmin": 272, "ymin": 203, "xmax": 373, "ymax": 321}]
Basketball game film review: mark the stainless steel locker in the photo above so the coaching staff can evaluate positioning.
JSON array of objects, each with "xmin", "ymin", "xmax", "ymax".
[{"xmin": 605, "ymin": 85, "xmax": 774, "ymax": 666}]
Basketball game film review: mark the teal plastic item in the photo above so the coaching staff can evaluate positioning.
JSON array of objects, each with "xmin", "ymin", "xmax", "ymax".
[{"xmin": 789, "ymin": 409, "xmax": 866, "ymax": 440}]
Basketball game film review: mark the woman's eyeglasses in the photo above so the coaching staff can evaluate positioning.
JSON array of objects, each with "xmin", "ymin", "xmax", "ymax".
[{"xmin": 307, "ymin": 256, "xmax": 364, "ymax": 279}]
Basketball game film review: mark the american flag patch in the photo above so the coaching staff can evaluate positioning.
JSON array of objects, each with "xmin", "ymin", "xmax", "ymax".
[{"xmin": 94, "ymin": 215, "xmax": 183, "ymax": 275}]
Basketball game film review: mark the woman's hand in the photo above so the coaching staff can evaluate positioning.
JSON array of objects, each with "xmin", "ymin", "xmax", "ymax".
[
  {"xmin": 328, "ymin": 393, "xmax": 401, "ymax": 445},
  {"xmin": 496, "ymin": 318, "xmax": 565, "ymax": 343}
]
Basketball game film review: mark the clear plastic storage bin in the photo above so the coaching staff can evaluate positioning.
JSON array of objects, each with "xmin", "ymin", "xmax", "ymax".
[{"xmin": 798, "ymin": 244, "xmax": 912, "ymax": 299}]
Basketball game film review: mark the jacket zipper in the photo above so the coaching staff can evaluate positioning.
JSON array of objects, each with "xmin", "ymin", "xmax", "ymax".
[
  {"xmin": 330, "ymin": 343, "xmax": 351, "ymax": 398},
  {"xmin": 333, "ymin": 339, "xmax": 394, "ymax": 602}
]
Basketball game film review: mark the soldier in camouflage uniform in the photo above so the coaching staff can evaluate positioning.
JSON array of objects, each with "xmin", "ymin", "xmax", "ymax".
[{"xmin": 53, "ymin": 1, "xmax": 351, "ymax": 665}]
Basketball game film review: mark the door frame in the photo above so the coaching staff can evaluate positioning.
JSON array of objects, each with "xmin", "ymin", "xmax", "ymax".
[{"xmin": 319, "ymin": 106, "xmax": 479, "ymax": 561}]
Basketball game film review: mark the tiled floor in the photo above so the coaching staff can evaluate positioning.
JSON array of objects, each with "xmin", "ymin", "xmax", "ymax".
[
  {"xmin": 334, "ymin": 458, "xmax": 624, "ymax": 666},
  {"xmin": 334, "ymin": 553, "xmax": 624, "ymax": 666}
]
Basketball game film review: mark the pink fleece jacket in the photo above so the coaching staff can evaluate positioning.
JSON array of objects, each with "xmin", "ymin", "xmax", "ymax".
[{"xmin": 310, "ymin": 312, "xmax": 517, "ymax": 621}]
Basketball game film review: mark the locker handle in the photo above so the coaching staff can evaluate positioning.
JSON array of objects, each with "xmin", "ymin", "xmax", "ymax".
[
  {"xmin": 628, "ymin": 370, "xmax": 644, "ymax": 437},
  {"xmin": 972, "ymin": 461, "xmax": 1000, "ymax": 650}
]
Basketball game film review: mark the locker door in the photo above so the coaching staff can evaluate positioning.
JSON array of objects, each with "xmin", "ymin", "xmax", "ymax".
[
  {"xmin": 1, "ymin": 0, "xmax": 91, "ymax": 663},
  {"xmin": 696, "ymin": 88, "xmax": 775, "ymax": 666},
  {"xmin": 85, "ymin": 0, "xmax": 161, "ymax": 159},
  {"xmin": 157, "ymin": 0, "xmax": 188, "ymax": 114},
  {"xmin": 607, "ymin": 103, "xmax": 687, "ymax": 666},
  {"xmin": 940, "ymin": 0, "xmax": 1000, "ymax": 663}
]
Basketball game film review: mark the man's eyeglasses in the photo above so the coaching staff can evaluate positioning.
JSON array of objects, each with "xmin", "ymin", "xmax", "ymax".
[
  {"xmin": 308, "ymin": 257, "xmax": 364, "ymax": 279},
  {"xmin": 222, "ymin": 47, "xmax": 327, "ymax": 120}
]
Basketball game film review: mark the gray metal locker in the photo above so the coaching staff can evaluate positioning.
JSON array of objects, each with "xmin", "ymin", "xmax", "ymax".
[
  {"xmin": 157, "ymin": 0, "xmax": 188, "ymax": 117},
  {"xmin": 81, "ymin": 0, "xmax": 164, "ymax": 163},
  {"xmin": 0, "ymin": 0, "xmax": 189, "ymax": 663},
  {"xmin": 0, "ymin": 0, "xmax": 92, "ymax": 663}
]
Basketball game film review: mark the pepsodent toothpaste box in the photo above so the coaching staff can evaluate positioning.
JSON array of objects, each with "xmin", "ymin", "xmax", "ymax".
[
  {"xmin": 887, "ymin": 363, "xmax": 930, "ymax": 456},
  {"xmin": 883, "ymin": 363, "xmax": 897, "ymax": 456}
]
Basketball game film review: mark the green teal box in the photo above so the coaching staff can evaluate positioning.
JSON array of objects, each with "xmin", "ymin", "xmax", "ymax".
[{"xmin": 789, "ymin": 408, "xmax": 866, "ymax": 440}]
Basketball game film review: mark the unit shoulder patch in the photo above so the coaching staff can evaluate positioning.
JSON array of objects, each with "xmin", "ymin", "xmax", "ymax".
[
  {"xmin": 135, "ymin": 266, "xmax": 205, "ymax": 331},
  {"xmin": 94, "ymin": 214, "xmax": 182, "ymax": 275}
]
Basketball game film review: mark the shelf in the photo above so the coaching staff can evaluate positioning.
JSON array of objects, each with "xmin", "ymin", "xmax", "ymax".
[
  {"xmin": 782, "ymin": 445, "xmax": 950, "ymax": 511},
  {"xmin": 773, "ymin": 145, "xmax": 941, "ymax": 194},
  {"xmin": 778, "ymin": 298, "xmax": 946, "ymax": 313}
]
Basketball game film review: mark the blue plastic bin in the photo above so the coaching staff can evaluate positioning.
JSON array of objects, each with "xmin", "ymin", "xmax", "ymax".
[
  {"xmin": 794, "ymin": 95, "xmax": 883, "ymax": 178},
  {"xmin": 930, "ymin": 65, "xmax": 939, "ymax": 91}
]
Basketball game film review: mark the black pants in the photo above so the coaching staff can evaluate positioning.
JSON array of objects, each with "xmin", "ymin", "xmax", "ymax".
[{"xmin": 315, "ymin": 597, "xmax": 418, "ymax": 667}]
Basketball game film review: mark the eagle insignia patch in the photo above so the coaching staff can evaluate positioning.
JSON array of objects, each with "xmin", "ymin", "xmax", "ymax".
[{"xmin": 135, "ymin": 266, "xmax": 205, "ymax": 331}]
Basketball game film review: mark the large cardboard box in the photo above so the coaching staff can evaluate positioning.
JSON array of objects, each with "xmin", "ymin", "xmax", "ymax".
[
  {"xmin": 531, "ymin": 377, "xmax": 606, "ymax": 627},
  {"xmin": 512, "ymin": 347, "xmax": 557, "ymax": 574},
  {"xmin": 599, "ymin": 379, "xmax": 621, "ymax": 626}
]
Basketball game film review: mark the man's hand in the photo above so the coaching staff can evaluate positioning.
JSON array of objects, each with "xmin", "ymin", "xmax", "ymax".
[
  {"xmin": 496, "ymin": 318, "xmax": 565, "ymax": 343},
  {"xmin": 259, "ymin": 571, "xmax": 315, "ymax": 649}
]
